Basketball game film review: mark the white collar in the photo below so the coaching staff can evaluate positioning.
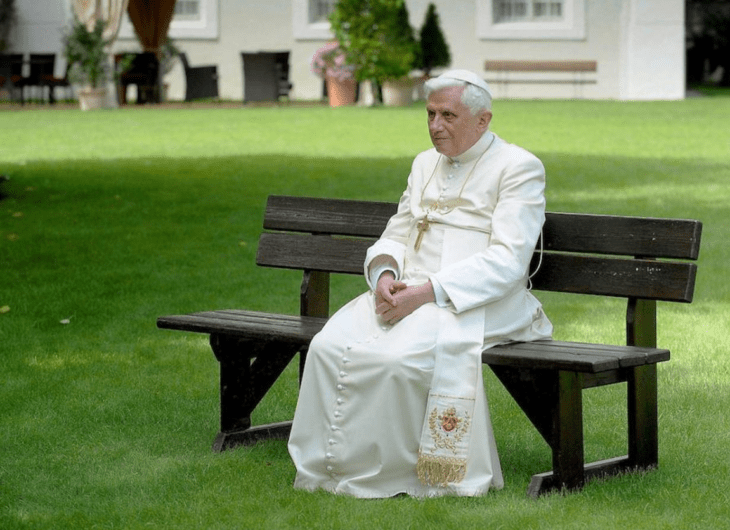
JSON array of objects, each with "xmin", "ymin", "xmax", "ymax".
[{"xmin": 448, "ymin": 131, "xmax": 495, "ymax": 165}]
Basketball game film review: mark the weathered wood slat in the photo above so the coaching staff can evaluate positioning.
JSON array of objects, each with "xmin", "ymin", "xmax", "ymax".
[
  {"xmin": 256, "ymin": 232, "xmax": 371, "ymax": 275},
  {"xmin": 542, "ymin": 213, "xmax": 702, "ymax": 259},
  {"xmin": 261, "ymin": 196, "xmax": 702, "ymax": 260},
  {"xmin": 157, "ymin": 310, "xmax": 326, "ymax": 343},
  {"xmin": 263, "ymin": 195, "xmax": 395, "ymax": 237},
  {"xmin": 158, "ymin": 312, "xmax": 670, "ymax": 374},
  {"xmin": 257, "ymin": 232, "xmax": 697, "ymax": 302},
  {"xmin": 529, "ymin": 253, "xmax": 698, "ymax": 303},
  {"xmin": 485, "ymin": 340, "xmax": 670, "ymax": 373}
]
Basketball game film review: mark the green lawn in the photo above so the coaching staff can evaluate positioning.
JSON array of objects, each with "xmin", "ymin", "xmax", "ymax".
[{"xmin": 1, "ymin": 94, "xmax": 729, "ymax": 529}]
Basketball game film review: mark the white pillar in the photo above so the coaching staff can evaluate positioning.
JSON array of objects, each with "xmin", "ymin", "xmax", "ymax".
[{"xmin": 619, "ymin": 0, "xmax": 685, "ymax": 100}]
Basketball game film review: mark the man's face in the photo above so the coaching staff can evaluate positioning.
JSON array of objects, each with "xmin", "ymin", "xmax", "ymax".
[{"xmin": 426, "ymin": 86, "xmax": 492, "ymax": 158}]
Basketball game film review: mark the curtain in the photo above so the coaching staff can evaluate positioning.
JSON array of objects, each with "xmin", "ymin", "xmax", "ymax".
[
  {"xmin": 126, "ymin": 0, "xmax": 178, "ymax": 57},
  {"xmin": 73, "ymin": 0, "xmax": 130, "ymax": 43}
]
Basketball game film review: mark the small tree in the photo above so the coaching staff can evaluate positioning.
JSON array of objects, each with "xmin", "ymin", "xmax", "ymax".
[
  {"xmin": 329, "ymin": 0, "xmax": 419, "ymax": 83},
  {"xmin": 418, "ymin": 3, "xmax": 451, "ymax": 77},
  {"xmin": 64, "ymin": 18, "xmax": 110, "ymax": 89}
]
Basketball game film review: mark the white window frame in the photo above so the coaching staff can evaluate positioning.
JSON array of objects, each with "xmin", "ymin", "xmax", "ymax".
[
  {"xmin": 118, "ymin": 0, "xmax": 219, "ymax": 40},
  {"xmin": 293, "ymin": 0, "xmax": 335, "ymax": 40},
  {"xmin": 477, "ymin": 0, "xmax": 586, "ymax": 40}
]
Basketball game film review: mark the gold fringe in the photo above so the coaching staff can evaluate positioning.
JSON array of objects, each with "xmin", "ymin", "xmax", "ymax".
[{"xmin": 417, "ymin": 452, "xmax": 467, "ymax": 487}]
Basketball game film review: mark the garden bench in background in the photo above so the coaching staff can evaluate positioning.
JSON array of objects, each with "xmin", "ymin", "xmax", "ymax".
[
  {"xmin": 484, "ymin": 60, "xmax": 597, "ymax": 98},
  {"xmin": 157, "ymin": 195, "xmax": 701, "ymax": 497}
]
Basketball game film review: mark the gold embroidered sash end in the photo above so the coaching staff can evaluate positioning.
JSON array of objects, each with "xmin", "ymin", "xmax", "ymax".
[{"xmin": 416, "ymin": 452, "xmax": 467, "ymax": 487}]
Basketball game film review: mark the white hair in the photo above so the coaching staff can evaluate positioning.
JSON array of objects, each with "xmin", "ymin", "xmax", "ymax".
[{"xmin": 423, "ymin": 77, "xmax": 493, "ymax": 114}]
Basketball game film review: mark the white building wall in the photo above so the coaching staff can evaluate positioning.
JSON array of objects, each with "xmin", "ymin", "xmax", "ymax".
[
  {"xmin": 5, "ymin": 0, "xmax": 686, "ymax": 103},
  {"xmin": 6, "ymin": 0, "xmax": 71, "ymax": 78},
  {"xmin": 618, "ymin": 0, "xmax": 685, "ymax": 100}
]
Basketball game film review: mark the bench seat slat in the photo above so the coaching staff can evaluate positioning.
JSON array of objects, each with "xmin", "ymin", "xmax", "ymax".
[
  {"xmin": 486, "ymin": 340, "xmax": 669, "ymax": 372},
  {"xmin": 157, "ymin": 310, "xmax": 326, "ymax": 344},
  {"xmin": 157, "ymin": 311, "xmax": 669, "ymax": 374}
]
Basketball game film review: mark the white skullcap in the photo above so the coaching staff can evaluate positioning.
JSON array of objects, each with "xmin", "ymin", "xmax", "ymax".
[{"xmin": 436, "ymin": 69, "xmax": 492, "ymax": 99}]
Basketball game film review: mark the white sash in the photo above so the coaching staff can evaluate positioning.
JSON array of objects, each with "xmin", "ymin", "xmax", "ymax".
[{"xmin": 416, "ymin": 305, "xmax": 485, "ymax": 486}]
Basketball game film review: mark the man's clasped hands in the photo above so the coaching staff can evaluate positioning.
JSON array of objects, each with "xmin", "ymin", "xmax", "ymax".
[{"xmin": 374, "ymin": 272, "xmax": 436, "ymax": 325}]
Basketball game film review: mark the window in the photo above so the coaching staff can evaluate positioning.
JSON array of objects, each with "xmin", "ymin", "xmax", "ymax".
[
  {"xmin": 174, "ymin": 0, "xmax": 201, "ymax": 21},
  {"xmin": 478, "ymin": 0, "xmax": 585, "ymax": 40},
  {"xmin": 494, "ymin": 1, "xmax": 563, "ymax": 23},
  {"xmin": 309, "ymin": 0, "xmax": 336, "ymax": 24},
  {"xmin": 294, "ymin": 0, "xmax": 335, "ymax": 40}
]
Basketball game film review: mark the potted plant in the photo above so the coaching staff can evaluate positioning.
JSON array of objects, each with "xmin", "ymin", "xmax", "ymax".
[
  {"xmin": 311, "ymin": 40, "xmax": 357, "ymax": 107},
  {"xmin": 418, "ymin": 3, "xmax": 451, "ymax": 78},
  {"xmin": 64, "ymin": 18, "xmax": 110, "ymax": 110},
  {"xmin": 329, "ymin": 0, "xmax": 419, "ymax": 106}
]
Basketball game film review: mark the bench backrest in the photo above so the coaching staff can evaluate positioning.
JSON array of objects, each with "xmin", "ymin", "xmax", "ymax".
[
  {"xmin": 256, "ymin": 195, "xmax": 701, "ymax": 347},
  {"xmin": 484, "ymin": 60, "xmax": 597, "ymax": 73}
]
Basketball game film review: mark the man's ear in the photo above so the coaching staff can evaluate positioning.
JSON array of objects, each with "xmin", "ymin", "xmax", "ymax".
[{"xmin": 478, "ymin": 111, "xmax": 492, "ymax": 133}]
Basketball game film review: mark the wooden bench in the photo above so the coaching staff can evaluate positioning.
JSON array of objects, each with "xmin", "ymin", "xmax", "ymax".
[
  {"xmin": 484, "ymin": 60, "xmax": 597, "ymax": 98},
  {"xmin": 157, "ymin": 195, "xmax": 701, "ymax": 497}
]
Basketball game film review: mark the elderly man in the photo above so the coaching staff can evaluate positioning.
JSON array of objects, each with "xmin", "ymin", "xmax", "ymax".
[{"xmin": 288, "ymin": 70, "xmax": 553, "ymax": 498}]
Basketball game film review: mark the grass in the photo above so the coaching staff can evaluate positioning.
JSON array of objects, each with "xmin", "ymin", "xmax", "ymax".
[{"xmin": 1, "ymin": 95, "xmax": 729, "ymax": 530}]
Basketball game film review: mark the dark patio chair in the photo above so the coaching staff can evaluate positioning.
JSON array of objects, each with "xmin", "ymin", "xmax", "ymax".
[
  {"xmin": 15, "ymin": 54, "xmax": 56, "ymax": 104},
  {"xmin": 116, "ymin": 52, "xmax": 160, "ymax": 104},
  {"xmin": 0, "ymin": 54, "xmax": 25, "ymax": 103},
  {"xmin": 44, "ymin": 65, "xmax": 72, "ymax": 103},
  {"xmin": 179, "ymin": 53, "xmax": 218, "ymax": 101}
]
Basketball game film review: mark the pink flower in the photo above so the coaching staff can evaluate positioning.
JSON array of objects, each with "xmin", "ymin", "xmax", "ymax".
[{"xmin": 311, "ymin": 41, "xmax": 355, "ymax": 81}]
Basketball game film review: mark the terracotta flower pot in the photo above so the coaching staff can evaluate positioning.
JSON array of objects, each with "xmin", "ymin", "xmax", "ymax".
[{"xmin": 326, "ymin": 75, "xmax": 357, "ymax": 107}]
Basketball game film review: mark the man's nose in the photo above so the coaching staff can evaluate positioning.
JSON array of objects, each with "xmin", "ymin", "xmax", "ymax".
[{"xmin": 430, "ymin": 116, "xmax": 444, "ymax": 132}]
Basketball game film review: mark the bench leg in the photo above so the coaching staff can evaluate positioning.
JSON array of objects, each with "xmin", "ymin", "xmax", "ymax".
[
  {"xmin": 527, "ymin": 370, "xmax": 585, "ymax": 497},
  {"xmin": 209, "ymin": 334, "xmax": 299, "ymax": 451},
  {"xmin": 489, "ymin": 366, "xmax": 586, "ymax": 496},
  {"xmin": 628, "ymin": 364, "xmax": 659, "ymax": 469},
  {"xmin": 491, "ymin": 362, "xmax": 662, "ymax": 497}
]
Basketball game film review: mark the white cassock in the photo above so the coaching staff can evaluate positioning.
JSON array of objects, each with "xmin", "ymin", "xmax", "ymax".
[{"xmin": 288, "ymin": 131, "xmax": 553, "ymax": 498}]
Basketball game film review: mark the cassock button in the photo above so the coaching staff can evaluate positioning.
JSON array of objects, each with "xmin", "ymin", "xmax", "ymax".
[
  {"xmin": 326, "ymin": 453, "xmax": 334, "ymax": 459},
  {"xmin": 337, "ymin": 398, "xmax": 344, "ymax": 405},
  {"xmin": 339, "ymin": 371, "xmax": 347, "ymax": 378},
  {"xmin": 336, "ymin": 384, "xmax": 344, "ymax": 391},
  {"xmin": 328, "ymin": 439, "xmax": 336, "ymax": 445},
  {"xmin": 326, "ymin": 465, "xmax": 334, "ymax": 472}
]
